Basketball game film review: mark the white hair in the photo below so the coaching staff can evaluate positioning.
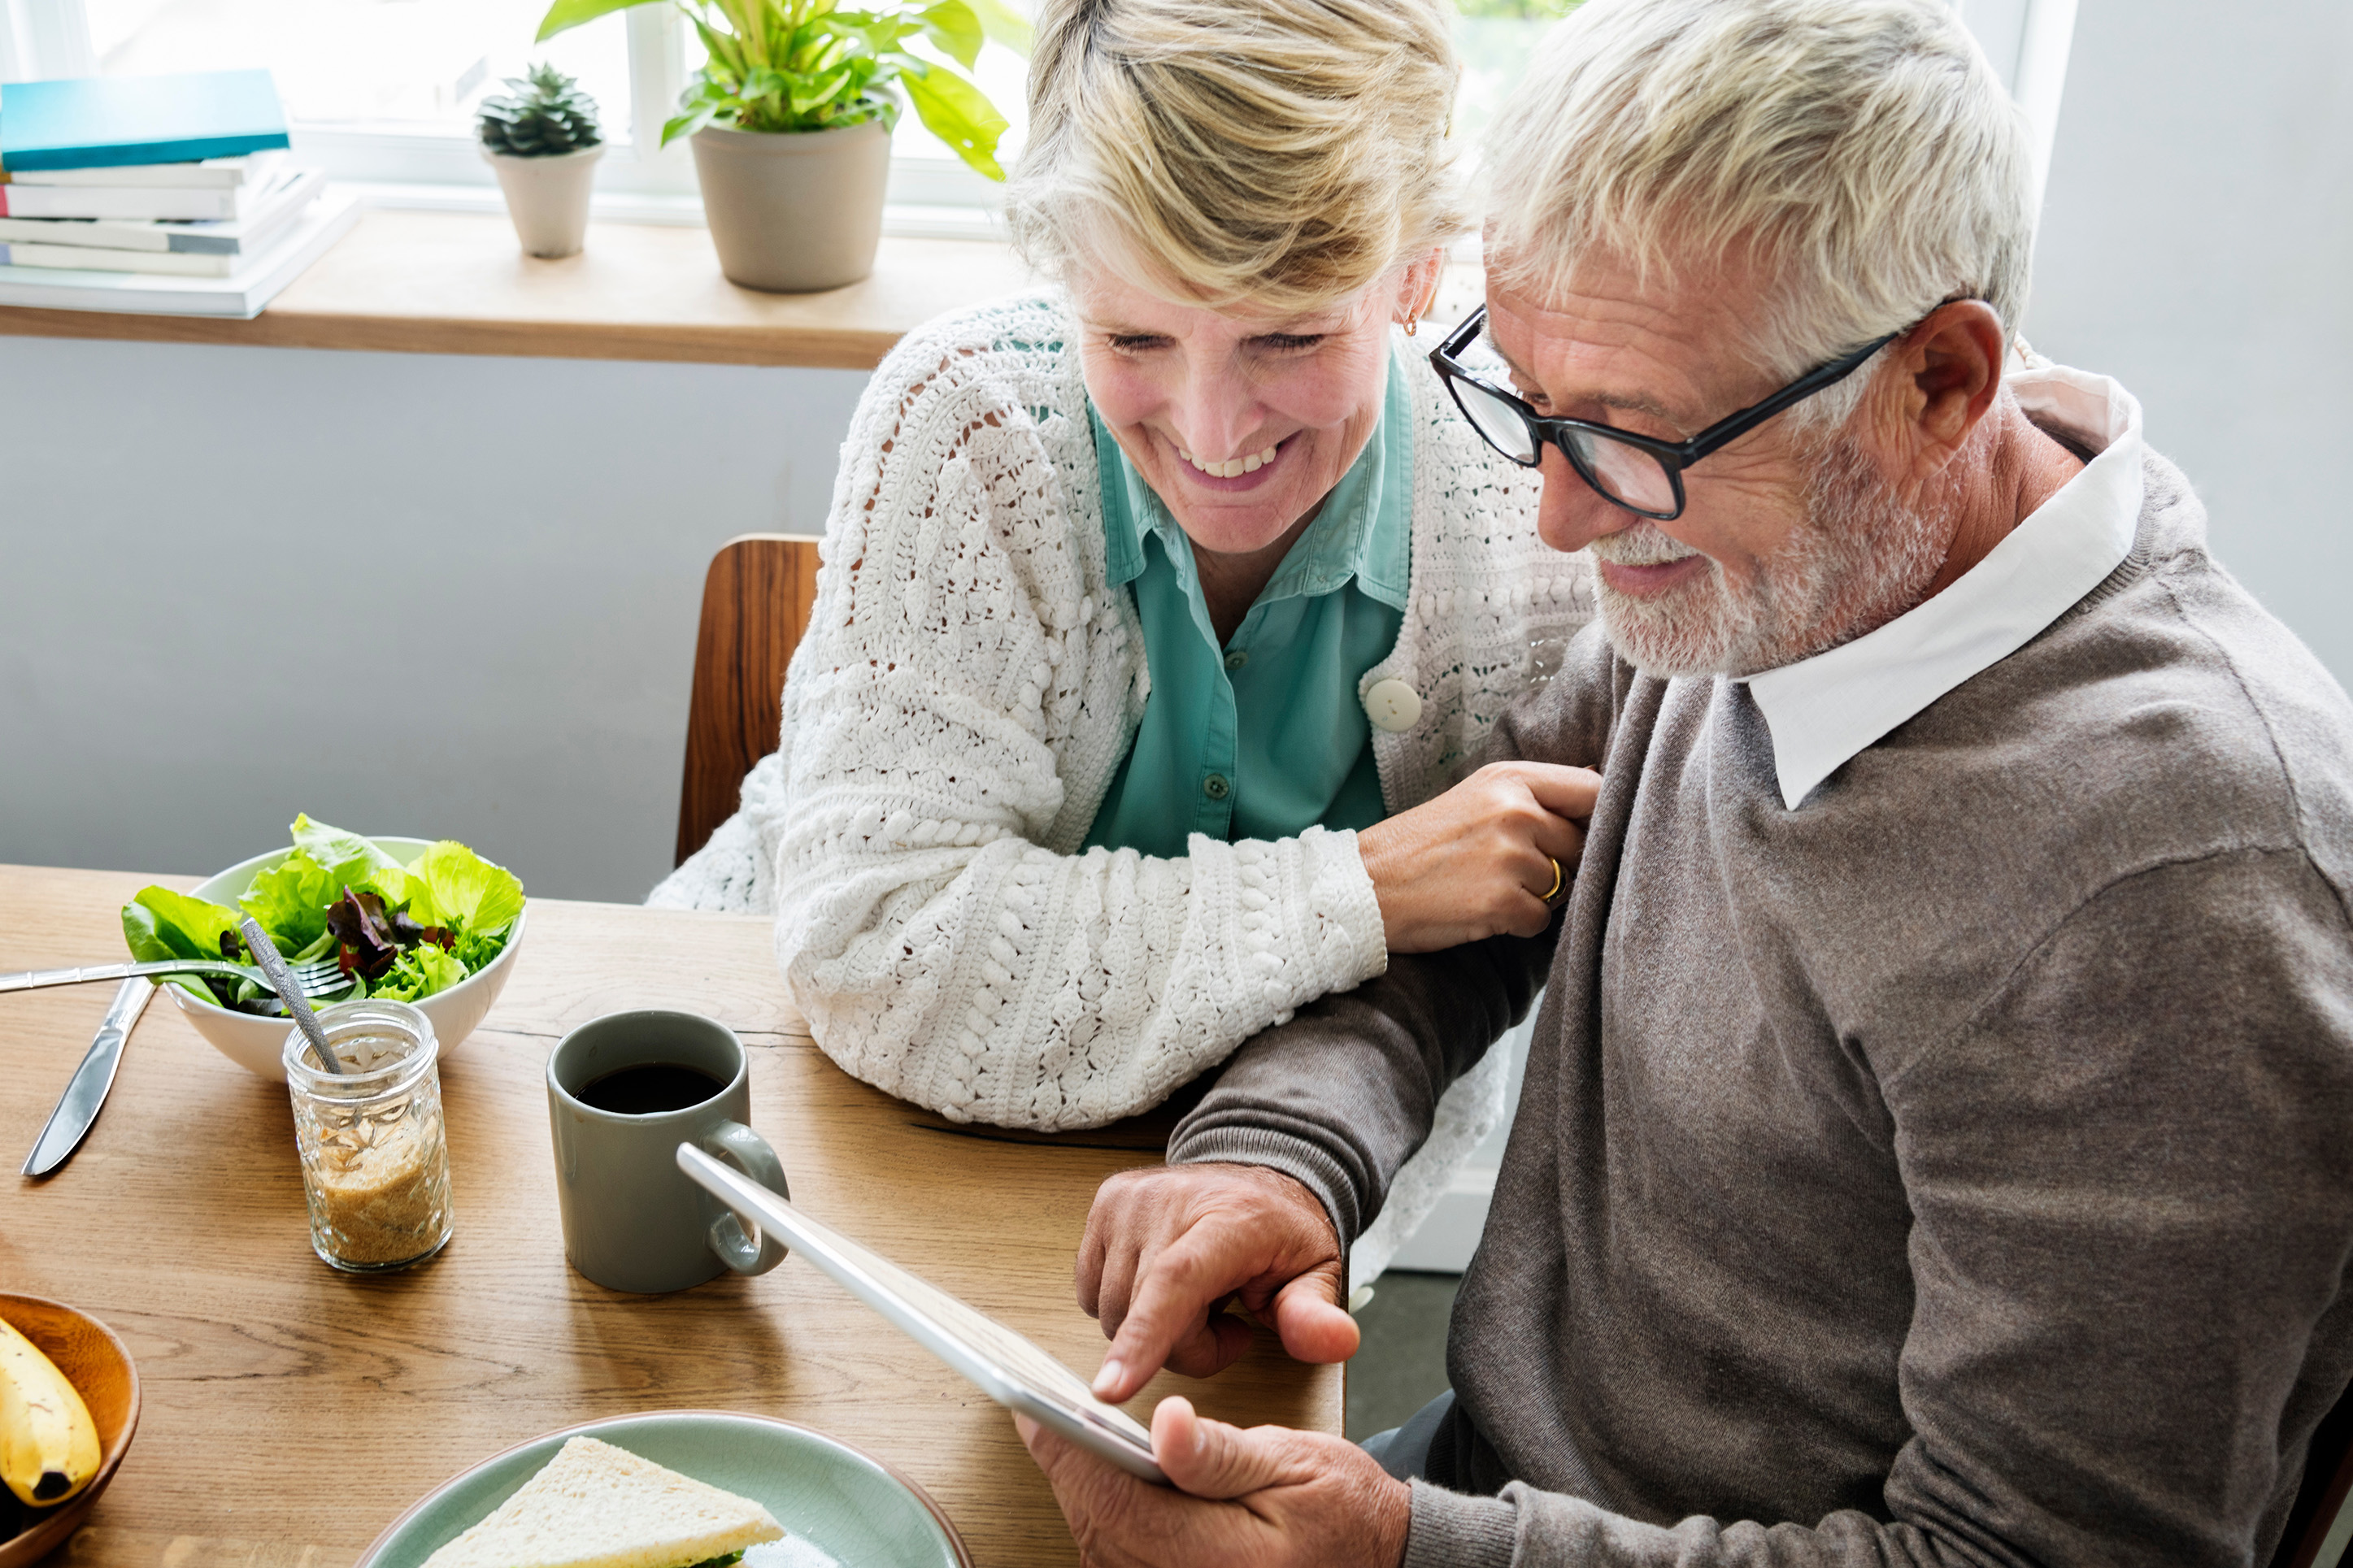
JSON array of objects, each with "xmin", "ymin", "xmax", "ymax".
[{"xmin": 1481, "ymin": 0, "xmax": 2034, "ymax": 428}]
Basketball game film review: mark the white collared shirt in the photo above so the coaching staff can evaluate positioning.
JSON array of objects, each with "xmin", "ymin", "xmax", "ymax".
[{"xmin": 1743, "ymin": 364, "xmax": 2146, "ymax": 809}]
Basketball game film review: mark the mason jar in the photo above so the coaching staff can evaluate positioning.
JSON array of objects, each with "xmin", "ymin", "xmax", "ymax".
[{"xmin": 281, "ymin": 1000, "xmax": 455, "ymax": 1272}]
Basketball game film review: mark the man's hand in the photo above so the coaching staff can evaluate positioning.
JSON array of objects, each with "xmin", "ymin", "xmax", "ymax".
[
  {"xmin": 1079, "ymin": 1163, "xmax": 1355, "ymax": 1402},
  {"xmin": 1018, "ymin": 1398, "xmax": 1411, "ymax": 1568},
  {"xmin": 1357, "ymin": 761, "xmax": 1599, "ymax": 951}
]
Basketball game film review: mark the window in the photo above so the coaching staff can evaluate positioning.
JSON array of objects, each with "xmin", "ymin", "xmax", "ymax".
[
  {"xmin": 0, "ymin": 0, "xmax": 1024, "ymax": 225},
  {"xmin": 1454, "ymin": 0, "xmax": 2078, "ymax": 211},
  {"xmin": 0, "ymin": 0, "xmax": 2069, "ymax": 232},
  {"xmin": 84, "ymin": 0, "xmax": 633, "ymax": 138},
  {"xmin": 1455, "ymin": 0, "xmax": 1581, "ymax": 146}
]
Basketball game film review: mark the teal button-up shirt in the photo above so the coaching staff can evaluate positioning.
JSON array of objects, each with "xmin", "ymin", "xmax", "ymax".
[{"xmin": 1082, "ymin": 348, "xmax": 1413, "ymax": 858}]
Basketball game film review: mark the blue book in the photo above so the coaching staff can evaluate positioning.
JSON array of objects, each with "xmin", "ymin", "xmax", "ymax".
[{"xmin": 0, "ymin": 70, "xmax": 289, "ymax": 173}]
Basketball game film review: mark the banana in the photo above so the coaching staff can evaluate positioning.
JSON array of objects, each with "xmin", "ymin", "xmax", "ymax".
[{"xmin": 0, "ymin": 1316, "xmax": 100, "ymax": 1508}]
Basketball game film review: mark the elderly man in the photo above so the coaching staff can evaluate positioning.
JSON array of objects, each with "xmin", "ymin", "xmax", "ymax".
[{"xmin": 1012, "ymin": 0, "xmax": 2353, "ymax": 1563}]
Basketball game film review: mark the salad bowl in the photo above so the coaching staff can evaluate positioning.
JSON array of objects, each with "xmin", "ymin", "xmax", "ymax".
[{"xmin": 172, "ymin": 836, "xmax": 526, "ymax": 1079}]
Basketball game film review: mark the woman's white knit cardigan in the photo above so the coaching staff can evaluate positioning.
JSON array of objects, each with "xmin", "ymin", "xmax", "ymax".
[{"xmin": 653, "ymin": 293, "xmax": 1594, "ymax": 1285}]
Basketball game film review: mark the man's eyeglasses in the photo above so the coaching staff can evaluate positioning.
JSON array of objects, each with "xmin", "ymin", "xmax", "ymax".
[{"xmin": 1428, "ymin": 305, "xmax": 1899, "ymax": 521}]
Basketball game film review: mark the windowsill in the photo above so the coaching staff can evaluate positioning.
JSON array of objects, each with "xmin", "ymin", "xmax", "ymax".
[{"xmin": 0, "ymin": 205, "xmax": 1038, "ymax": 371}]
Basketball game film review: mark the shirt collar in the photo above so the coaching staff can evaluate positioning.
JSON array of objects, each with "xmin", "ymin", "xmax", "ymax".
[
  {"xmin": 1743, "ymin": 363, "xmax": 2146, "ymax": 810},
  {"xmin": 1092, "ymin": 342, "xmax": 1413, "ymax": 610}
]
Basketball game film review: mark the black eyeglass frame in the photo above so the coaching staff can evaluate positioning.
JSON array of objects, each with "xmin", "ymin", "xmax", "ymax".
[{"xmin": 1429, "ymin": 305, "xmax": 1902, "ymax": 521}]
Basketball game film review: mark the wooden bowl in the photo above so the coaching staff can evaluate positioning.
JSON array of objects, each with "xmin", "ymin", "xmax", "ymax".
[{"xmin": 0, "ymin": 1295, "xmax": 140, "ymax": 1568}]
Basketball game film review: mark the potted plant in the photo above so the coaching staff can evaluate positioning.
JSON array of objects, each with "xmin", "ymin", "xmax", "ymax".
[
  {"xmin": 477, "ymin": 63, "xmax": 607, "ymax": 259},
  {"xmin": 535, "ymin": 0, "xmax": 1016, "ymax": 292}
]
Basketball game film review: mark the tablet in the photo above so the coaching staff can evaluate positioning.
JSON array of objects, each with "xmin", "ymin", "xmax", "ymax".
[{"xmin": 677, "ymin": 1141, "xmax": 1168, "ymax": 1483}]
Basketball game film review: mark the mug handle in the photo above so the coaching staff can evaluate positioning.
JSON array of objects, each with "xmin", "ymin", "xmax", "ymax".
[{"xmin": 698, "ymin": 1121, "xmax": 791, "ymax": 1276}]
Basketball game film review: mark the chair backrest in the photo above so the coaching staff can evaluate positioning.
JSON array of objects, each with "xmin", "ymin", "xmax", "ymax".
[
  {"xmin": 2275, "ymin": 1383, "xmax": 2353, "ymax": 1568},
  {"xmin": 676, "ymin": 533, "xmax": 822, "ymax": 867}
]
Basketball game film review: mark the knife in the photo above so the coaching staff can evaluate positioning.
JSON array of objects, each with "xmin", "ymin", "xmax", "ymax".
[{"xmin": 22, "ymin": 977, "xmax": 153, "ymax": 1179}]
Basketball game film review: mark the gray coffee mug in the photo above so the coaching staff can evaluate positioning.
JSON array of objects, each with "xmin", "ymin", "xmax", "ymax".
[{"xmin": 546, "ymin": 1009, "xmax": 790, "ymax": 1293}]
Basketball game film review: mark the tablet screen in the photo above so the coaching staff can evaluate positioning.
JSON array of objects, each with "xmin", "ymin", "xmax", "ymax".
[{"xmin": 678, "ymin": 1143, "xmax": 1166, "ymax": 1480}]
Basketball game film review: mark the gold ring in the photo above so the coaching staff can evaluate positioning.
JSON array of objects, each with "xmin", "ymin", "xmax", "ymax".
[{"xmin": 1542, "ymin": 856, "xmax": 1564, "ymax": 905}]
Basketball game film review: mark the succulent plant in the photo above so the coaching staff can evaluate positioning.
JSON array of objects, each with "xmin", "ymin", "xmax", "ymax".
[{"xmin": 477, "ymin": 63, "xmax": 605, "ymax": 158}]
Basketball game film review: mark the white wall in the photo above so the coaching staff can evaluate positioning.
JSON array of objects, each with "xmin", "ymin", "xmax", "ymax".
[
  {"xmin": 2023, "ymin": 0, "xmax": 2353, "ymax": 683},
  {"xmin": 0, "ymin": 336, "xmax": 867, "ymax": 900}
]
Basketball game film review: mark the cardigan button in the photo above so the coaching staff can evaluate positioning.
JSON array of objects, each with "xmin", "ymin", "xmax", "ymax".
[
  {"xmin": 1203, "ymin": 774, "xmax": 1232, "ymax": 801},
  {"xmin": 1364, "ymin": 678, "xmax": 1423, "ymax": 734}
]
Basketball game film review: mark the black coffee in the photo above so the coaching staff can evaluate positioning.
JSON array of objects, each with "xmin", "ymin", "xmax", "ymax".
[{"xmin": 578, "ymin": 1062, "xmax": 724, "ymax": 1116}]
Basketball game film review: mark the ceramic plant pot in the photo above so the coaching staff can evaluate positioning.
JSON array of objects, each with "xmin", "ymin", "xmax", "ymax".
[
  {"xmin": 690, "ymin": 119, "xmax": 890, "ymax": 293},
  {"xmin": 484, "ymin": 143, "xmax": 603, "ymax": 258}
]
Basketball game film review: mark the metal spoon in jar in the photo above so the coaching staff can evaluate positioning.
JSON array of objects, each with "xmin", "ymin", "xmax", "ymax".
[{"xmin": 238, "ymin": 917, "xmax": 346, "ymax": 1075}]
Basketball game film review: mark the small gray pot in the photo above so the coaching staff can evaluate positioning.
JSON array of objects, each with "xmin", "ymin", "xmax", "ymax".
[
  {"xmin": 690, "ymin": 119, "xmax": 890, "ymax": 293},
  {"xmin": 484, "ymin": 143, "xmax": 603, "ymax": 259}
]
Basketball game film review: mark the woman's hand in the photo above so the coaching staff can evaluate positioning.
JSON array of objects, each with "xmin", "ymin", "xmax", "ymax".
[{"xmin": 1356, "ymin": 762, "xmax": 1601, "ymax": 951}]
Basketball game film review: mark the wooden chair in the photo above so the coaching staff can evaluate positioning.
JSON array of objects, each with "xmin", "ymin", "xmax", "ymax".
[
  {"xmin": 675, "ymin": 534, "xmax": 823, "ymax": 867},
  {"xmin": 2276, "ymin": 1385, "xmax": 2353, "ymax": 1568}
]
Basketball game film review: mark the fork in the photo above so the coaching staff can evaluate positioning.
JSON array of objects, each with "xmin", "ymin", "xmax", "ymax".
[{"xmin": 0, "ymin": 955, "xmax": 352, "ymax": 998}]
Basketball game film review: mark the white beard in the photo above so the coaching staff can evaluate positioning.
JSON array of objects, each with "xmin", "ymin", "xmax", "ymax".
[{"xmin": 1589, "ymin": 437, "xmax": 1947, "ymax": 679}]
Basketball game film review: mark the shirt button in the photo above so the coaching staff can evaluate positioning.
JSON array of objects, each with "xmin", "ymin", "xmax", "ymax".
[
  {"xmin": 1203, "ymin": 774, "xmax": 1232, "ymax": 801},
  {"xmin": 1364, "ymin": 678, "xmax": 1424, "ymax": 734},
  {"xmin": 1224, "ymin": 649, "xmax": 1249, "ymax": 671}
]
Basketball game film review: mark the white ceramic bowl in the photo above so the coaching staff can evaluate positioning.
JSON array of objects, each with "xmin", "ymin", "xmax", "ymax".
[{"xmin": 167, "ymin": 836, "xmax": 526, "ymax": 1079}]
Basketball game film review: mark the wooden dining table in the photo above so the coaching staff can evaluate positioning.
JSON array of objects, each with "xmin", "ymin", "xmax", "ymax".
[{"xmin": 0, "ymin": 863, "xmax": 1340, "ymax": 1568}]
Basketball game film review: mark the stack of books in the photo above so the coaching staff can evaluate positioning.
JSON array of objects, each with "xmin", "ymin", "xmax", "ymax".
[{"xmin": 0, "ymin": 69, "xmax": 360, "ymax": 318}]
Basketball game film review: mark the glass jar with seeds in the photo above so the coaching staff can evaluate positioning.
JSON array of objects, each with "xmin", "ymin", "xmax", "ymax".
[{"xmin": 281, "ymin": 999, "xmax": 454, "ymax": 1271}]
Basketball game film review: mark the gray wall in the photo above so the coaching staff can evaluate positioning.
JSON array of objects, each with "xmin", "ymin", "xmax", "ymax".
[
  {"xmin": 0, "ymin": 337, "xmax": 865, "ymax": 899},
  {"xmin": 2024, "ymin": 0, "xmax": 2353, "ymax": 682}
]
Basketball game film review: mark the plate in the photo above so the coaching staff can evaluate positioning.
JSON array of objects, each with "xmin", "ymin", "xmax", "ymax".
[{"xmin": 356, "ymin": 1409, "xmax": 972, "ymax": 1568}]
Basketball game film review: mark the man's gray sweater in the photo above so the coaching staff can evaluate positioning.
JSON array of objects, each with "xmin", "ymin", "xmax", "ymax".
[{"xmin": 1168, "ymin": 451, "xmax": 2353, "ymax": 1566}]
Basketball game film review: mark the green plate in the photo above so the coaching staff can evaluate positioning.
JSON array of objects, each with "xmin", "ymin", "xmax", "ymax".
[{"xmin": 357, "ymin": 1410, "xmax": 972, "ymax": 1568}]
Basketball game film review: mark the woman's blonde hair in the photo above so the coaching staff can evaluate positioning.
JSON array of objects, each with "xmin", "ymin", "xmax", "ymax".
[
  {"xmin": 1483, "ymin": 0, "xmax": 2033, "ymax": 421},
  {"xmin": 1005, "ymin": 0, "xmax": 1468, "ymax": 313}
]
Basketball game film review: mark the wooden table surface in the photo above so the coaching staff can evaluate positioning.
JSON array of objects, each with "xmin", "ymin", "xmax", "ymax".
[{"xmin": 0, "ymin": 864, "xmax": 1337, "ymax": 1568}]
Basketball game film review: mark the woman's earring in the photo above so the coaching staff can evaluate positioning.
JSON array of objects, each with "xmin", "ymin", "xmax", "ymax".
[{"xmin": 1405, "ymin": 317, "xmax": 1420, "ymax": 337}]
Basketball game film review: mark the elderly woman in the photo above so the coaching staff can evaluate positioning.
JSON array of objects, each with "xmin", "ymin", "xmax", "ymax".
[{"xmin": 655, "ymin": 0, "xmax": 1594, "ymax": 1274}]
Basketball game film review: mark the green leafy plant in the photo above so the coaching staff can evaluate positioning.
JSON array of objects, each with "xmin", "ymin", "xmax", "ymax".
[
  {"xmin": 536, "ymin": 0, "xmax": 1024, "ymax": 179},
  {"xmin": 477, "ymin": 62, "xmax": 607, "ymax": 156}
]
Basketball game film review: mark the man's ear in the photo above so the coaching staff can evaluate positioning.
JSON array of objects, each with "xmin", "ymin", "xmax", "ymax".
[{"xmin": 1883, "ymin": 299, "xmax": 2007, "ymax": 480}]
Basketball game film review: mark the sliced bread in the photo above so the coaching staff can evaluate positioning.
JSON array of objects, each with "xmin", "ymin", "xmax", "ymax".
[{"xmin": 420, "ymin": 1435, "xmax": 785, "ymax": 1568}]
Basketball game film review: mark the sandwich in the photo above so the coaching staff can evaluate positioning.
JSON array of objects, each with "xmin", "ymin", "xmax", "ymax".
[{"xmin": 420, "ymin": 1436, "xmax": 786, "ymax": 1568}]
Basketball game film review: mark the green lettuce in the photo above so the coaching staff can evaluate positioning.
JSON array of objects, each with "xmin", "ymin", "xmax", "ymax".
[
  {"xmin": 369, "ymin": 942, "xmax": 469, "ymax": 1001},
  {"xmin": 238, "ymin": 849, "xmax": 338, "ymax": 954},
  {"xmin": 407, "ymin": 840, "xmax": 524, "ymax": 938},
  {"xmin": 289, "ymin": 813, "xmax": 402, "ymax": 895},
  {"xmin": 121, "ymin": 888, "xmax": 245, "ymax": 1002},
  {"xmin": 357, "ymin": 862, "xmax": 439, "ymax": 927}
]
